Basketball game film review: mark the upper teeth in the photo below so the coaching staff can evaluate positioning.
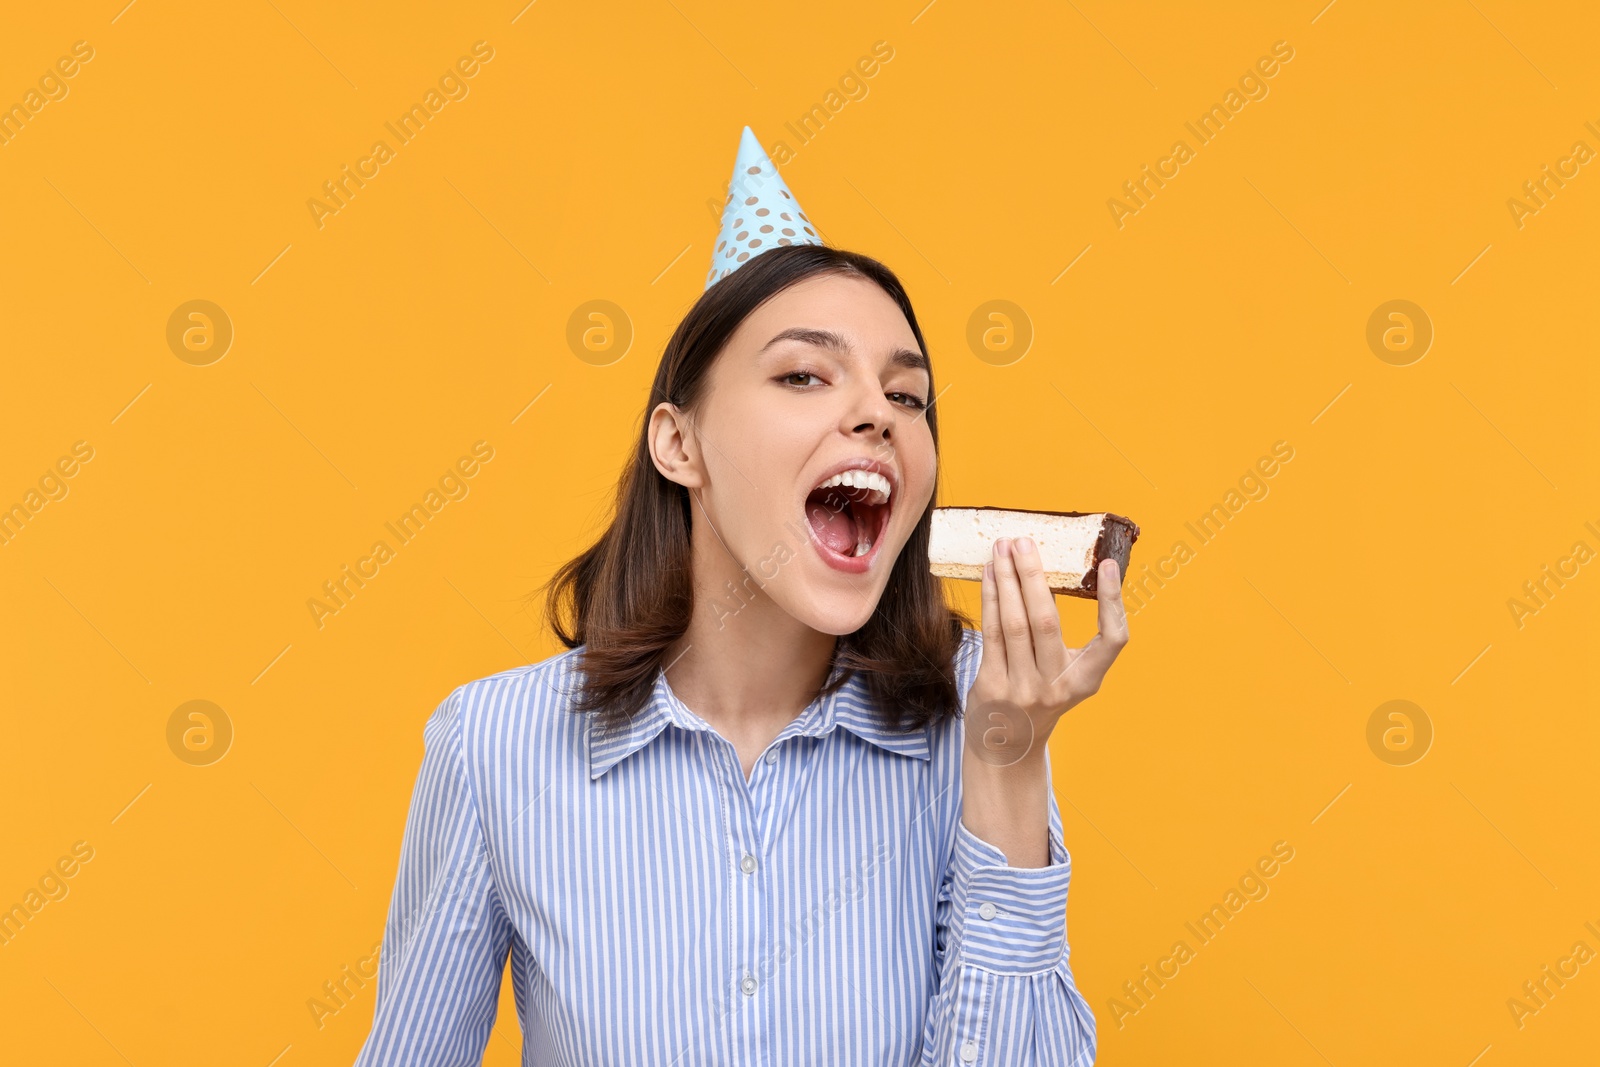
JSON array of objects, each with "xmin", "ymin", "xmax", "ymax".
[{"xmin": 816, "ymin": 470, "xmax": 891, "ymax": 505}]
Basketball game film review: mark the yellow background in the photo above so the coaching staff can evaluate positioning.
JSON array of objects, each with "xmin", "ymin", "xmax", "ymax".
[{"xmin": 2, "ymin": 0, "xmax": 1596, "ymax": 1063}]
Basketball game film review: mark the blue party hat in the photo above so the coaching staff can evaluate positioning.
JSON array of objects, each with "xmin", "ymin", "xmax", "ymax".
[{"xmin": 705, "ymin": 126, "xmax": 822, "ymax": 289}]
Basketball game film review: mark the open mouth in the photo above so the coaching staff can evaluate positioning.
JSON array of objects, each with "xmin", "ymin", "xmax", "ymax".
[{"xmin": 804, "ymin": 466, "xmax": 894, "ymax": 572}]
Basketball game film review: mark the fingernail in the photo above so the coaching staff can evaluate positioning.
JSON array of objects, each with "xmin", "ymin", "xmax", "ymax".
[
  {"xmin": 995, "ymin": 538, "xmax": 1012, "ymax": 557},
  {"xmin": 1016, "ymin": 536, "xmax": 1034, "ymax": 554}
]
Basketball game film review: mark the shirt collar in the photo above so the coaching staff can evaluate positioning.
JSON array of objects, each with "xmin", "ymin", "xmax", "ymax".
[{"xmin": 587, "ymin": 654, "xmax": 931, "ymax": 780}]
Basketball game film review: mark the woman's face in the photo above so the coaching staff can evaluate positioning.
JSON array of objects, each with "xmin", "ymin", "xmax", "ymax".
[{"xmin": 664, "ymin": 271, "xmax": 938, "ymax": 636}]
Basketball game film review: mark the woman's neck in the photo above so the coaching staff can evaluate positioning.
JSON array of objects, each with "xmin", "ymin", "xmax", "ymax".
[{"xmin": 662, "ymin": 518, "xmax": 838, "ymax": 749}]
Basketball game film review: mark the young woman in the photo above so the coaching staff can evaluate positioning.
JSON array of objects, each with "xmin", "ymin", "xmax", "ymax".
[{"xmin": 355, "ymin": 242, "xmax": 1128, "ymax": 1066}]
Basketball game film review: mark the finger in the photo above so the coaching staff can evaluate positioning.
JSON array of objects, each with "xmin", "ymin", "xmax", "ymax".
[
  {"xmin": 1056, "ymin": 558, "xmax": 1130, "ymax": 689},
  {"xmin": 1009, "ymin": 536, "xmax": 1067, "ymax": 681},
  {"xmin": 990, "ymin": 538, "xmax": 1036, "ymax": 681},
  {"xmin": 979, "ymin": 558, "xmax": 1007, "ymax": 677},
  {"xmin": 1095, "ymin": 557, "xmax": 1130, "ymax": 649}
]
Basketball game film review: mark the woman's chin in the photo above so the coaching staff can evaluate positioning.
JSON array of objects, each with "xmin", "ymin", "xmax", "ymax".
[
  {"xmin": 758, "ymin": 533, "xmax": 909, "ymax": 635},
  {"xmin": 778, "ymin": 581, "xmax": 883, "ymax": 636},
  {"xmin": 799, "ymin": 603, "xmax": 876, "ymax": 636}
]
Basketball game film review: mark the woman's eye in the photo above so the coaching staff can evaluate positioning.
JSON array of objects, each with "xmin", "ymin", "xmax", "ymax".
[{"xmin": 776, "ymin": 372, "xmax": 924, "ymax": 409}]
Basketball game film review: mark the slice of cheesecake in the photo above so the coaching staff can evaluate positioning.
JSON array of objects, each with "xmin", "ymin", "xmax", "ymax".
[{"xmin": 929, "ymin": 507, "xmax": 1140, "ymax": 599}]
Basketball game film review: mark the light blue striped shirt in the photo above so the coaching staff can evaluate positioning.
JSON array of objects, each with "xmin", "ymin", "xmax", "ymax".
[{"xmin": 354, "ymin": 627, "xmax": 1096, "ymax": 1065}]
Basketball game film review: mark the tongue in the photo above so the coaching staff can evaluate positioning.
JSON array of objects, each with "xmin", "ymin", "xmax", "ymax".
[{"xmin": 807, "ymin": 493, "xmax": 858, "ymax": 555}]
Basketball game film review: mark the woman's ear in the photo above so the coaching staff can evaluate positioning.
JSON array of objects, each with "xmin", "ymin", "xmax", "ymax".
[{"xmin": 647, "ymin": 402, "xmax": 706, "ymax": 489}]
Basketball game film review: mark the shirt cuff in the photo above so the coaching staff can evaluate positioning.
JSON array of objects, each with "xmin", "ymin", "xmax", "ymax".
[{"xmin": 948, "ymin": 818, "xmax": 1073, "ymax": 975}]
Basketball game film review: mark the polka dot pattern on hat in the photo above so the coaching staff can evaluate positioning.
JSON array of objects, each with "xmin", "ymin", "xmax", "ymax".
[{"xmin": 704, "ymin": 125, "xmax": 826, "ymax": 290}]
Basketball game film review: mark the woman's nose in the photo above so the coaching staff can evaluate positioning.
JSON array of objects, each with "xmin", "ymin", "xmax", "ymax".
[{"xmin": 845, "ymin": 387, "xmax": 896, "ymax": 440}]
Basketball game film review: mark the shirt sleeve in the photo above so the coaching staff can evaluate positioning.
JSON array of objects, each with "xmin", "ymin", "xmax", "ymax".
[
  {"xmin": 354, "ymin": 687, "xmax": 514, "ymax": 1067},
  {"xmin": 919, "ymin": 754, "xmax": 1098, "ymax": 1065}
]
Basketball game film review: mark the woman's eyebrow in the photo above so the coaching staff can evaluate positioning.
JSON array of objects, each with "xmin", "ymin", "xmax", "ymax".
[{"xmin": 761, "ymin": 326, "xmax": 929, "ymax": 373}]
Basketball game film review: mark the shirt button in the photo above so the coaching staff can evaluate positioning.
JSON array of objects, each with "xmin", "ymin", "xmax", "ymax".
[
  {"xmin": 741, "ymin": 974, "xmax": 758, "ymax": 996},
  {"xmin": 764, "ymin": 749, "xmax": 779, "ymax": 764},
  {"xmin": 977, "ymin": 901, "xmax": 997, "ymax": 920},
  {"xmin": 740, "ymin": 853, "xmax": 759, "ymax": 875},
  {"xmin": 960, "ymin": 1039, "xmax": 978, "ymax": 1062}
]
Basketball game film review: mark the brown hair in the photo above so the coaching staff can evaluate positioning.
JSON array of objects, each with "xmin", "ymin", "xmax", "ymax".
[{"xmin": 543, "ymin": 243, "xmax": 970, "ymax": 733}]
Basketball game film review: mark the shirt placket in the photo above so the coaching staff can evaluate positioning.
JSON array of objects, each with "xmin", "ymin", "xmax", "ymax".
[
  {"xmin": 705, "ymin": 731, "xmax": 773, "ymax": 1066},
  {"xmin": 668, "ymin": 681, "xmax": 836, "ymax": 1066}
]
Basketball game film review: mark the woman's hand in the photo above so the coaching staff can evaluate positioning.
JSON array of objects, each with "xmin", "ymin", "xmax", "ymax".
[
  {"xmin": 966, "ymin": 537, "xmax": 1131, "ymax": 769},
  {"xmin": 958, "ymin": 536, "xmax": 1130, "ymax": 867}
]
